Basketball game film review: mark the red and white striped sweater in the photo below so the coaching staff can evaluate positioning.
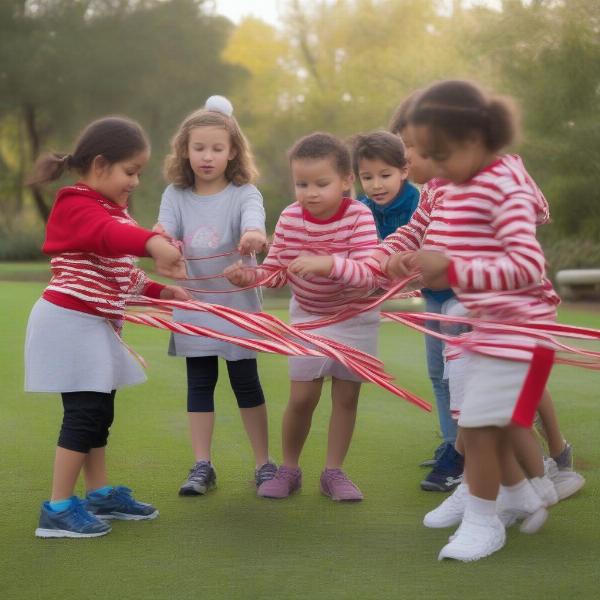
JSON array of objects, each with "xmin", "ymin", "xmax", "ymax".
[
  {"xmin": 42, "ymin": 184, "xmax": 164, "ymax": 320},
  {"xmin": 424, "ymin": 155, "xmax": 558, "ymax": 323},
  {"xmin": 252, "ymin": 198, "xmax": 381, "ymax": 315},
  {"xmin": 381, "ymin": 178, "xmax": 449, "ymax": 255}
]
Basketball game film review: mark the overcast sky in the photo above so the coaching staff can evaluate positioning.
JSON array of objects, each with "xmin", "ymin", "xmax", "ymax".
[{"xmin": 213, "ymin": 0, "xmax": 282, "ymax": 26}]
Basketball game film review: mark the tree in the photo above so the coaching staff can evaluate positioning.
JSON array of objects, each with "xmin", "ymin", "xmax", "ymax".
[{"xmin": 0, "ymin": 0, "xmax": 242, "ymax": 225}]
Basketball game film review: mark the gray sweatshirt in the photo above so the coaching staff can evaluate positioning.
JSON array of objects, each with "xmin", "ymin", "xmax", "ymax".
[{"xmin": 158, "ymin": 182, "xmax": 266, "ymax": 359}]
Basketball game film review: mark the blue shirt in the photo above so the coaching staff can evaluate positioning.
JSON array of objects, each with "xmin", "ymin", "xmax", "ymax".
[{"xmin": 359, "ymin": 181, "xmax": 419, "ymax": 240}]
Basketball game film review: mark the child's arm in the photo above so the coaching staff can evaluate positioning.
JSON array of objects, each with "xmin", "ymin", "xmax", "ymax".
[
  {"xmin": 225, "ymin": 217, "xmax": 288, "ymax": 289},
  {"xmin": 238, "ymin": 186, "xmax": 267, "ymax": 255},
  {"xmin": 289, "ymin": 206, "xmax": 383, "ymax": 289},
  {"xmin": 44, "ymin": 195, "xmax": 163, "ymax": 258},
  {"xmin": 156, "ymin": 188, "xmax": 182, "ymax": 241},
  {"xmin": 418, "ymin": 192, "xmax": 546, "ymax": 292},
  {"xmin": 380, "ymin": 182, "xmax": 440, "ymax": 257}
]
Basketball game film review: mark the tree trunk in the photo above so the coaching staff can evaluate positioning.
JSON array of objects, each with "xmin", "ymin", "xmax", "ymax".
[{"xmin": 23, "ymin": 103, "xmax": 50, "ymax": 222}]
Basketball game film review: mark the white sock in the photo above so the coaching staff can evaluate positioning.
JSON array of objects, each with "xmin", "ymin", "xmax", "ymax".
[
  {"xmin": 499, "ymin": 479, "xmax": 529, "ymax": 504},
  {"xmin": 466, "ymin": 494, "xmax": 497, "ymax": 521}
]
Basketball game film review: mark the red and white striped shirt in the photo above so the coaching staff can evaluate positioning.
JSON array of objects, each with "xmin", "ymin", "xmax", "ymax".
[
  {"xmin": 429, "ymin": 155, "xmax": 559, "ymax": 323},
  {"xmin": 42, "ymin": 184, "xmax": 164, "ymax": 320},
  {"xmin": 253, "ymin": 198, "xmax": 381, "ymax": 315},
  {"xmin": 381, "ymin": 178, "xmax": 449, "ymax": 256}
]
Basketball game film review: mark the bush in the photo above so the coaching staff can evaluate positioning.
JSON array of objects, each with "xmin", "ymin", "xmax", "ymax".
[
  {"xmin": 0, "ymin": 225, "xmax": 44, "ymax": 260},
  {"xmin": 542, "ymin": 237, "xmax": 600, "ymax": 281}
]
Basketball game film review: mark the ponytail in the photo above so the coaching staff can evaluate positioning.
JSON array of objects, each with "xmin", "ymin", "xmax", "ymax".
[
  {"xmin": 485, "ymin": 96, "xmax": 520, "ymax": 152},
  {"xmin": 26, "ymin": 153, "xmax": 72, "ymax": 186}
]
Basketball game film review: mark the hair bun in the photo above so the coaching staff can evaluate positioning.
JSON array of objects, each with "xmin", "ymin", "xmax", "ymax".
[{"xmin": 205, "ymin": 95, "xmax": 234, "ymax": 116}]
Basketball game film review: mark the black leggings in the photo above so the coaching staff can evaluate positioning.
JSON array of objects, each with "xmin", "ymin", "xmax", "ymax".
[
  {"xmin": 58, "ymin": 390, "xmax": 116, "ymax": 453},
  {"xmin": 186, "ymin": 356, "xmax": 265, "ymax": 413}
]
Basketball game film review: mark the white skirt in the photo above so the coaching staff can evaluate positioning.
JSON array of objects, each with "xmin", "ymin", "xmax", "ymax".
[
  {"xmin": 287, "ymin": 297, "xmax": 380, "ymax": 382},
  {"xmin": 24, "ymin": 299, "xmax": 146, "ymax": 393}
]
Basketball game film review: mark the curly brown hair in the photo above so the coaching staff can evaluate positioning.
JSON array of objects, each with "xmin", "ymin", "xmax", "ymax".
[{"xmin": 164, "ymin": 108, "xmax": 258, "ymax": 188}]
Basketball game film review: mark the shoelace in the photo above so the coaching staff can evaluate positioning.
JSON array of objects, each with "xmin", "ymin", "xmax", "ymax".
[
  {"xmin": 110, "ymin": 486, "xmax": 136, "ymax": 508},
  {"xmin": 71, "ymin": 499, "xmax": 100, "ymax": 526},
  {"xmin": 256, "ymin": 463, "xmax": 277, "ymax": 484},
  {"xmin": 189, "ymin": 463, "xmax": 212, "ymax": 482},
  {"xmin": 324, "ymin": 469, "xmax": 349, "ymax": 482}
]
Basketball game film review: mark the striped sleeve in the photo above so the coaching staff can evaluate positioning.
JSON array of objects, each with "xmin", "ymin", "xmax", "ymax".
[
  {"xmin": 253, "ymin": 216, "xmax": 288, "ymax": 288},
  {"xmin": 329, "ymin": 207, "xmax": 384, "ymax": 289},
  {"xmin": 380, "ymin": 182, "xmax": 438, "ymax": 256},
  {"xmin": 448, "ymin": 188, "xmax": 546, "ymax": 291}
]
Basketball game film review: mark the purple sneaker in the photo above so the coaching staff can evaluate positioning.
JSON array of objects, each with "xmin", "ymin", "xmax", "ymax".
[
  {"xmin": 320, "ymin": 468, "xmax": 363, "ymax": 502},
  {"xmin": 257, "ymin": 466, "xmax": 302, "ymax": 499}
]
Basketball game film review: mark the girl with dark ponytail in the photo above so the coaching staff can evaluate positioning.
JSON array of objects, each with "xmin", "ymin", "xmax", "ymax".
[
  {"xmin": 25, "ymin": 116, "xmax": 189, "ymax": 539},
  {"xmin": 396, "ymin": 80, "xmax": 567, "ymax": 562}
]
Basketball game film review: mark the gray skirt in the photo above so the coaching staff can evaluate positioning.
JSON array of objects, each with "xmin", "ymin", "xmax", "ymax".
[
  {"xmin": 287, "ymin": 297, "xmax": 380, "ymax": 382},
  {"xmin": 24, "ymin": 299, "xmax": 147, "ymax": 393}
]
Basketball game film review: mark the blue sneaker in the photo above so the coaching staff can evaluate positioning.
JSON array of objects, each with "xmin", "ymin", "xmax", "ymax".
[
  {"xmin": 85, "ymin": 486, "xmax": 159, "ymax": 520},
  {"xmin": 420, "ymin": 441, "xmax": 446, "ymax": 468},
  {"xmin": 36, "ymin": 496, "xmax": 111, "ymax": 538},
  {"xmin": 420, "ymin": 443, "xmax": 464, "ymax": 492}
]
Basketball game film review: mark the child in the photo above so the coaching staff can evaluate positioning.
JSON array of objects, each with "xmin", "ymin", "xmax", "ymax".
[
  {"xmin": 402, "ymin": 79, "xmax": 564, "ymax": 561},
  {"xmin": 350, "ymin": 130, "xmax": 419, "ymax": 240},
  {"xmin": 25, "ymin": 117, "xmax": 188, "ymax": 538},
  {"xmin": 225, "ymin": 132, "xmax": 381, "ymax": 501},
  {"xmin": 384, "ymin": 95, "xmax": 465, "ymax": 492},
  {"xmin": 156, "ymin": 96, "xmax": 275, "ymax": 497}
]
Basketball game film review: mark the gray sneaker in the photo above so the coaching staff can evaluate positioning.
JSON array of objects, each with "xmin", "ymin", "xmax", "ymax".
[
  {"xmin": 552, "ymin": 442, "xmax": 573, "ymax": 470},
  {"xmin": 255, "ymin": 461, "xmax": 277, "ymax": 488},
  {"xmin": 179, "ymin": 461, "xmax": 216, "ymax": 496}
]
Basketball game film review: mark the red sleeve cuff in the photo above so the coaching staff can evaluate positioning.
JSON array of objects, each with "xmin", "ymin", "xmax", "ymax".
[
  {"xmin": 142, "ymin": 282, "xmax": 166, "ymax": 298},
  {"xmin": 447, "ymin": 261, "xmax": 458, "ymax": 287}
]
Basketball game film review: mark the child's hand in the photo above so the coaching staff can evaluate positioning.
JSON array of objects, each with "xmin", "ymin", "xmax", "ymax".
[
  {"xmin": 224, "ymin": 260, "xmax": 254, "ymax": 287},
  {"xmin": 239, "ymin": 230, "xmax": 267, "ymax": 255},
  {"xmin": 153, "ymin": 223, "xmax": 183, "ymax": 252},
  {"xmin": 414, "ymin": 250, "xmax": 451, "ymax": 288},
  {"xmin": 288, "ymin": 256, "xmax": 334, "ymax": 278},
  {"xmin": 382, "ymin": 251, "xmax": 417, "ymax": 279},
  {"xmin": 160, "ymin": 285, "xmax": 191, "ymax": 301},
  {"xmin": 146, "ymin": 235, "xmax": 187, "ymax": 280}
]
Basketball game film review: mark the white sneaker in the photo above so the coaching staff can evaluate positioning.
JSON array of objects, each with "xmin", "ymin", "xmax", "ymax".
[
  {"xmin": 424, "ymin": 483, "xmax": 468, "ymax": 528},
  {"xmin": 497, "ymin": 482, "xmax": 548, "ymax": 534},
  {"xmin": 438, "ymin": 515, "xmax": 506, "ymax": 562},
  {"xmin": 544, "ymin": 458, "xmax": 586, "ymax": 501},
  {"xmin": 530, "ymin": 475, "xmax": 559, "ymax": 507}
]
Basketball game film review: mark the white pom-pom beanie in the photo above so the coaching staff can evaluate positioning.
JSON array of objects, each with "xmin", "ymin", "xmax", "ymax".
[{"xmin": 204, "ymin": 95, "xmax": 234, "ymax": 116}]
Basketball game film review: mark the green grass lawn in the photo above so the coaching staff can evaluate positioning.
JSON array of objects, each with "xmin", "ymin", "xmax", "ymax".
[{"xmin": 1, "ymin": 281, "xmax": 598, "ymax": 600}]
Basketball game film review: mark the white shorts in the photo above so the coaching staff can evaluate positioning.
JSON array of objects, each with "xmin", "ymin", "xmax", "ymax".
[
  {"xmin": 457, "ymin": 352, "xmax": 543, "ymax": 428},
  {"xmin": 288, "ymin": 298, "xmax": 379, "ymax": 382},
  {"xmin": 441, "ymin": 298, "xmax": 470, "ymax": 419}
]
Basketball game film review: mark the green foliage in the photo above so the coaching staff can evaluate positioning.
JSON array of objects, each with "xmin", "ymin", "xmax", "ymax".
[
  {"xmin": 0, "ymin": 223, "xmax": 44, "ymax": 260},
  {"xmin": 0, "ymin": 0, "xmax": 243, "ymax": 226}
]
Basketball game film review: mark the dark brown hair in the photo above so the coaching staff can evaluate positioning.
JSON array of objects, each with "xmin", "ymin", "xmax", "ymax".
[
  {"xmin": 27, "ymin": 117, "xmax": 149, "ymax": 186},
  {"xmin": 288, "ymin": 132, "xmax": 352, "ymax": 176},
  {"xmin": 350, "ymin": 130, "xmax": 407, "ymax": 176},
  {"xmin": 409, "ymin": 80, "xmax": 519, "ymax": 155},
  {"xmin": 388, "ymin": 89, "xmax": 421, "ymax": 135},
  {"xmin": 164, "ymin": 108, "xmax": 258, "ymax": 188}
]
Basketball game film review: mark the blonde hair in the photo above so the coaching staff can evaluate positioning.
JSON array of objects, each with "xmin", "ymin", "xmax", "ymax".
[{"xmin": 164, "ymin": 109, "xmax": 258, "ymax": 188}]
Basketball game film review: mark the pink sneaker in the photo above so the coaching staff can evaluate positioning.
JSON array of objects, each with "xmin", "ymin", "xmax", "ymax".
[
  {"xmin": 320, "ymin": 469, "xmax": 363, "ymax": 502},
  {"xmin": 257, "ymin": 466, "xmax": 301, "ymax": 499}
]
